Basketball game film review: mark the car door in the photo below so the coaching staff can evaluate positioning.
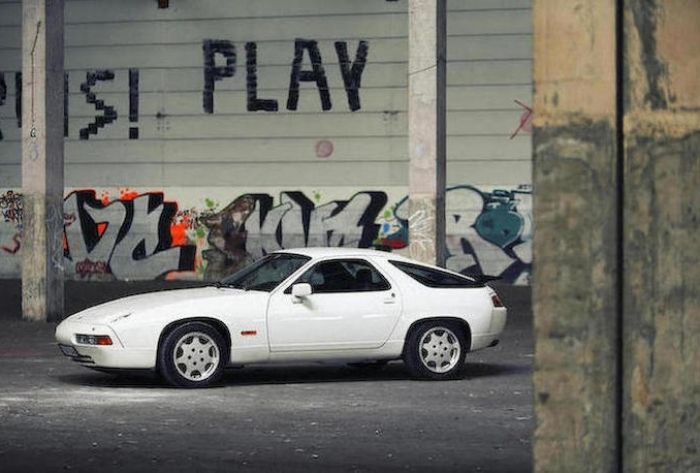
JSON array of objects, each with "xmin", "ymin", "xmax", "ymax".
[{"xmin": 266, "ymin": 258, "xmax": 402, "ymax": 352}]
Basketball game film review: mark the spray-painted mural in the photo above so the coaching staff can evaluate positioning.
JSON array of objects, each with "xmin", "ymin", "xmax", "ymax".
[
  {"xmin": 63, "ymin": 190, "xmax": 196, "ymax": 279},
  {"xmin": 0, "ymin": 189, "xmax": 195, "ymax": 280},
  {"xmin": 199, "ymin": 191, "xmax": 386, "ymax": 280},
  {"xmin": 0, "ymin": 185, "xmax": 531, "ymax": 284}
]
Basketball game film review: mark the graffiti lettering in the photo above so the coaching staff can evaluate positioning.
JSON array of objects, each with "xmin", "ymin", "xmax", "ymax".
[
  {"xmin": 245, "ymin": 42, "xmax": 279, "ymax": 112},
  {"xmin": 79, "ymin": 70, "xmax": 117, "ymax": 140},
  {"xmin": 201, "ymin": 191, "xmax": 386, "ymax": 280},
  {"xmin": 0, "ymin": 191, "xmax": 23, "ymax": 258},
  {"xmin": 334, "ymin": 41, "xmax": 369, "ymax": 112},
  {"xmin": 202, "ymin": 39, "xmax": 236, "ymax": 114},
  {"xmin": 0, "ymin": 186, "xmax": 531, "ymax": 284},
  {"xmin": 287, "ymin": 39, "xmax": 332, "ymax": 111},
  {"xmin": 5, "ymin": 38, "xmax": 369, "ymax": 142},
  {"xmin": 128, "ymin": 68, "xmax": 139, "ymax": 139},
  {"xmin": 1, "ymin": 233, "xmax": 20, "ymax": 254},
  {"xmin": 0, "ymin": 191, "xmax": 23, "ymax": 225},
  {"xmin": 378, "ymin": 186, "xmax": 532, "ymax": 284},
  {"xmin": 510, "ymin": 100, "xmax": 533, "ymax": 139},
  {"xmin": 63, "ymin": 191, "xmax": 196, "ymax": 279},
  {"xmin": 75, "ymin": 258, "xmax": 110, "ymax": 278}
]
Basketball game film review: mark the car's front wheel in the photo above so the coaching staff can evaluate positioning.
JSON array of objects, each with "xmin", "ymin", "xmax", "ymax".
[
  {"xmin": 404, "ymin": 321, "xmax": 467, "ymax": 380},
  {"xmin": 158, "ymin": 322, "xmax": 226, "ymax": 388}
]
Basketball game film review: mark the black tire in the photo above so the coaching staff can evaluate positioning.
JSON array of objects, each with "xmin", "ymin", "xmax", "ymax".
[
  {"xmin": 158, "ymin": 321, "xmax": 227, "ymax": 388},
  {"xmin": 403, "ymin": 320, "xmax": 468, "ymax": 380}
]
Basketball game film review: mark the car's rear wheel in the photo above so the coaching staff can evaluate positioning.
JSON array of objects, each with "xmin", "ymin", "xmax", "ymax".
[
  {"xmin": 404, "ymin": 321, "xmax": 467, "ymax": 380},
  {"xmin": 158, "ymin": 322, "xmax": 226, "ymax": 388}
]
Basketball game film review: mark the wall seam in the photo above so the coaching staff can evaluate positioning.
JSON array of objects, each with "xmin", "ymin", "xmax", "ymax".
[{"xmin": 615, "ymin": 0, "xmax": 625, "ymax": 471}]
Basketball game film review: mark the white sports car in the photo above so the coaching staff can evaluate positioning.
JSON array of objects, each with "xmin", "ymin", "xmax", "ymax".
[{"xmin": 56, "ymin": 248, "xmax": 507, "ymax": 387}]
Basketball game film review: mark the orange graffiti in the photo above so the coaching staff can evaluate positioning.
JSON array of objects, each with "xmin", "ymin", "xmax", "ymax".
[
  {"xmin": 170, "ymin": 221, "xmax": 189, "ymax": 246},
  {"xmin": 119, "ymin": 188, "xmax": 139, "ymax": 201}
]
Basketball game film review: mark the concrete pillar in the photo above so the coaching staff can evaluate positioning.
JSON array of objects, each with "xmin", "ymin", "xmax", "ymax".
[
  {"xmin": 532, "ymin": 1, "xmax": 620, "ymax": 471},
  {"xmin": 622, "ymin": 1, "xmax": 700, "ymax": 470},
  {"xmin": 407, "ymin": 0, "xmax": 446, "ymax": 266},
  {"xmin": 21, "ymin": 0, "xmax": 64, "ymax": 322}
]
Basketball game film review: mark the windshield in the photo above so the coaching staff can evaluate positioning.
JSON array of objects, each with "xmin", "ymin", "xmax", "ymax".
[{"xmin": 220, "ymin": 253, "xmax": 311, "ymax": 292}]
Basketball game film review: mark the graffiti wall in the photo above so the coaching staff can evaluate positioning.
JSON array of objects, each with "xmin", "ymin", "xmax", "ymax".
[
  {"xmin": 0, "ymin": 185, "xmax": 531, "ymax": 284},
  {"xmin": 0, "ymin": 1, "xmax": 533, "ymax": 283}
]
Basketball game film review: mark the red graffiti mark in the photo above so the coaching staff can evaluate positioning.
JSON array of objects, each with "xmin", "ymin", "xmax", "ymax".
[
  {"xmin": 170, "ymin": 221, "xmax": 188, "ymax": 246},
  {"xmin": 99, "ymin": 192, "xmax": 110, "ymax": 205},
  {"xmin": 1, "ymin": 233, "xmax": 21, "ymax": 254},
  {"xmin": 119, "ymin": 188, "xmax": 139, "ymax": 201},
  {"xmin": 75, "ymin": 258, "xmax": 110, "ymax": 278},
  {"xmin": 170, "ymin": 210, "xmax": 198, "ymax": 246},
  {"xmin": 510, "ymin": 100, "xmax": 533, "ymax": 139},
  {"xmin": 96, "ymin": 222, "xmax": 108, "ymax": 238}
]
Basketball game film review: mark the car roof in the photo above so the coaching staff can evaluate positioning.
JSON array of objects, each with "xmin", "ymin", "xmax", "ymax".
[
  {"xmin": 274, "ymin": 247, "xmax": 411, "ymax": 260},
  {"xmin": 274, "ymin": 247, "xmax": 479, "ymax": 282}
]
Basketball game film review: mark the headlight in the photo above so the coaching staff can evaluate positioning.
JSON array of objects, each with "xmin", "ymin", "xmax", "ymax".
[{"xmin": 75, "ymin": 334, "xmax": 113, "ymax": 346}]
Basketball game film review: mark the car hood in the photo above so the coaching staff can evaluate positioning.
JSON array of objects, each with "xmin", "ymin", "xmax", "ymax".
[{"xmin": 65, "ymin": 286, "xmax": 248, "ymax": 325}]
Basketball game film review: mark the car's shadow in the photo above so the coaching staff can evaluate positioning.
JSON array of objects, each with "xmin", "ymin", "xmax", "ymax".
[{"xmin": 55, "ymin": 361, "xmax": 529, "ymax": 389}]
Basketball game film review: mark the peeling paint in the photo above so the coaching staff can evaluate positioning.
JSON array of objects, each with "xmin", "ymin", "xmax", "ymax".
[{"xmin": 629, "ymin": 0, "xmax": 670, "ymax": 110}]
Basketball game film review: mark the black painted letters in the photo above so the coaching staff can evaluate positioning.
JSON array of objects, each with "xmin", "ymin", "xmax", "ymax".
[
  {"xmin": 335, "ymin": 41, "xmax": 369, "ymax": 112},
  {"xmin": 203, "ymin": 39, "xmax": 236, "ymax": 114},
  {"xmin": 245, "ymin": 42, "xmax": 278, "ymax": 112},
  {"xmin": 287, "ymin": 39, "xmax": 332, "ymax": 111},
  {"xmin": 79, "ymin": 70, "xmax": 117, "ymax": 140},
  {"xmin": 0, "ymin": 73, "xmax": 6, "ymax": 140}
]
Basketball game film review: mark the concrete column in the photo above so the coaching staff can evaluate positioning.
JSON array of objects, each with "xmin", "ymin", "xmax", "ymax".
[
  {"xmin": 532, "ymin": 1, "xmax": 619, "ymax": 471},
  {"xmin": 622, "ymin": 1, "xmax": 700, "ymax": 471},
  {"xmin": 21, "ymin": 0, "xmax": 64, "ymax": 322},
  {"xmin": 407, "ymin": 0, "xmax": 446, "ymax": 266}
]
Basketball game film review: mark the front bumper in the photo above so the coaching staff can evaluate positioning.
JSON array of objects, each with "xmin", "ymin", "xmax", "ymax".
[{"xmin": 55, "ymin": 320, "xmax": 155, "ymax": 369}]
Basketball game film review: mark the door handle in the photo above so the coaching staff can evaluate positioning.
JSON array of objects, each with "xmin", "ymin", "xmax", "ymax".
[{"xmin": 383, "ymin": 292, "xmax": 396, "ymax": 304}]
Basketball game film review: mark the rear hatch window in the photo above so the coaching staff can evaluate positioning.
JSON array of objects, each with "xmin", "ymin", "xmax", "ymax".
[{"xmin": 388, "ymin": 260, "xmax": 483, "ymax": 288}]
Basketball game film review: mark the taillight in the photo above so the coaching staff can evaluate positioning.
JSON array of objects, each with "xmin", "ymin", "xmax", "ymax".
[
  {"xmin": 75, "ymin": 334, "xmax": 113, "ymax": 346},
  {"xmin": 491, "ymin": 294, "xmax": 504, "ymax": 308}
]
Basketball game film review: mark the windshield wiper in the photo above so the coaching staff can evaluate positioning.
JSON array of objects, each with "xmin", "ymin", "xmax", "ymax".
[{"xmin": 212, "ymin": 281, "xmax": 246, "ymax": 290}]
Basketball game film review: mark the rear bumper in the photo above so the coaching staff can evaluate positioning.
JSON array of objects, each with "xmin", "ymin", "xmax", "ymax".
[
  {"xmin": 55, "ymin": 320, "xmax": 155, "ymax": 369},
  {"xmin": 471, "ymin": 307, "xmax": 507, "ymax": 351}
]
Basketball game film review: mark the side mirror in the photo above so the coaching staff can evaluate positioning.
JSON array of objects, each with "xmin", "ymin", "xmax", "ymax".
[{"xmin": 291, "ymin": 283, "xmax": 312, "ymax": 299}]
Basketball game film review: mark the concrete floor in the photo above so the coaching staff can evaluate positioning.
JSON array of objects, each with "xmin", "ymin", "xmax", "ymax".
[{"xmin": 0, "ymin": 282, "xmax": 533, "ymax": 473}]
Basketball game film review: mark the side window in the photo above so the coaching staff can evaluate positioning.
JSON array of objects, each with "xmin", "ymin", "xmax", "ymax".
[
  {"xmin": 388, "ymin": 260, "xmax": 481, "ymax": 288},
  {"xmin": 296, "ymin": 259, "xmax": 391, "ymax": 293}
]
